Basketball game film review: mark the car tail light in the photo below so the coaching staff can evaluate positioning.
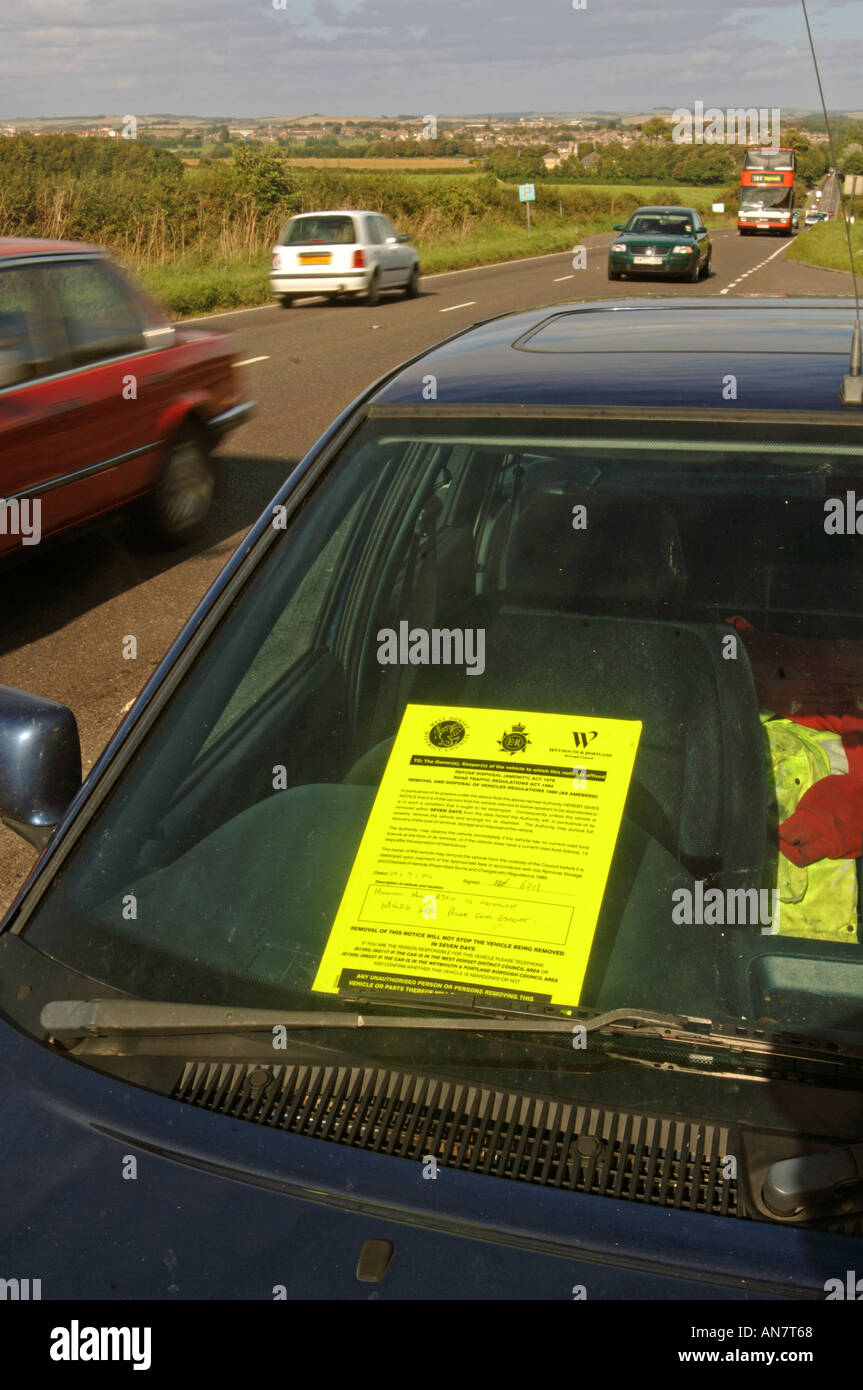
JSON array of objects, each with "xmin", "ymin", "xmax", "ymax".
[
  {"xmin": 352, "ymin": 249, "xmax": 365, "ymax": 268},
  {"xmin": 271, "ymin": 251, "xmax": 281, "ymax": 269}
]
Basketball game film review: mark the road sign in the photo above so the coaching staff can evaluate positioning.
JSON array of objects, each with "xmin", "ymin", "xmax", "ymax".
[{"xmin": 518, "ymin": 183, "xmax": 536, "ymax": 238}]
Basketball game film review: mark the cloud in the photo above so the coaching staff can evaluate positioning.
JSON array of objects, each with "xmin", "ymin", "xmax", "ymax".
[{"xmin": 0, "ymin": 0, "xmax": 860, "ymax": 117}]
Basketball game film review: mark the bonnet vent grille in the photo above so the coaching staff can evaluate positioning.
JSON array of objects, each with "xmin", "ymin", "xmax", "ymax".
[{"xmin": 174, "ymin": 1061, "xmax": 739, "ymax": 1216}]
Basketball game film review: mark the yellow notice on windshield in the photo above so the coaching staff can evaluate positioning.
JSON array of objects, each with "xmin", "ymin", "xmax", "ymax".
[{"xmin": 312, "ymin": 704, "xmax": 641, "ymax": 1007}]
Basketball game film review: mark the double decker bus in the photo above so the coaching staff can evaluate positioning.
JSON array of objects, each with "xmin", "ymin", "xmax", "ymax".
[{"xmin": 738, "ymin": 147, "xmax": 797, "ymax": 236}]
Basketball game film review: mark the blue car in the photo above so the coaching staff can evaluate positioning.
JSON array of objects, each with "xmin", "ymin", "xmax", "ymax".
[{"xmin": 3, "ymin": 296, "xmax": 863, "ymax": 1303}]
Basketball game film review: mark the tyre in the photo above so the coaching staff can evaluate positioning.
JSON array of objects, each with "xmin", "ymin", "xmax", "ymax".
[
  {"xmin": 607, "ymin": 265, "xmax": 621, "ymax": 280},
  {"xmin": 687, "ymin": 254, "xmax": 701, "ymax": 282},
  {"xmin": 699, "ymin": 253, "xmax": 711, "ymax": 280},
  {"xmin": 145, "ymin": 426, "xmax": 216, "ymax": 546},
  {"xmin": 403, "ymin": 265, "xmax": 419, "ymax": 299},
  {"xmin": 279, "ymin": 295, "xmax": 293, "ymax": 308},
  {"xmin": 365, "ymin": 272, "xmax": 381, "ymax": 306}
]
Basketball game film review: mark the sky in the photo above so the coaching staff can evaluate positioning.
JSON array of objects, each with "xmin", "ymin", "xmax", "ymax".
[{"xmin": 0, "ymin": 0, "xmax": 860, "ymax": 120}]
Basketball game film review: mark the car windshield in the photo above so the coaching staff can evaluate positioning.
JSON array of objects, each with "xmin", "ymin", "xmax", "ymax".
[
  {"xmin": 281, "ymin": 215, "xmax": 357, "ymax": 245},
  {"xmin": 19, "ymin": 413, "xmax": 863, "ymax": 1083},
  {"xmin": 626, "ymin": 215, "xmax": 693, "ymax": 235}
]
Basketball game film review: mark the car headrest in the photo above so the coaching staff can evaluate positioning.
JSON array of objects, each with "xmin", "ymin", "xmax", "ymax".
[{"xmin": 504, "ymin": 494, "xmax": 686, "ymax": 609}]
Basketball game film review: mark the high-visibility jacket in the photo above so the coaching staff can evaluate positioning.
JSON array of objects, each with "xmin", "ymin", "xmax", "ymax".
[{"xmin": 762, "ymin": 712, "xmax": 858, "ymax": 942}]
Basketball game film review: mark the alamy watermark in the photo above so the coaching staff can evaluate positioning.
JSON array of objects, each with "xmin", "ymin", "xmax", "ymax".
[
  {"xmin": 825, "ymin": 491, "xmax": 863, "ymax": 534},
  {"xmin": 0, "ymin": 497, "xmax": 41, "ymax": 546},
  {"xmin": 50, "ymin": 1321, "xmax": 151, "ymax": 1370},
  {"xmin": 825, "ymin": 1271, "xmax": 863, "ymax": 1299},
  {"xmin": 0, "ymin": 1276, "xmax": 41, "ymax": 1299},
  {"xmin": 377, "ymin": 622, "xmax": 485, "ymax": 676},
  {"xmin": 672, "ymin": 103, "xmax": 781, "ymax": 147},
  {"xmin": 672, "ymin": 881, "xmax": 779, "ymax": 933}
]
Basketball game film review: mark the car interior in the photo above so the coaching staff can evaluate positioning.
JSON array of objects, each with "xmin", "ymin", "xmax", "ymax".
[{"xmin": 44, "ymin": 427, "xmax": 863, "ymax": 1037}]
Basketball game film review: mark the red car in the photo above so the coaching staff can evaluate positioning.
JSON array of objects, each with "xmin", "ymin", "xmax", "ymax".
[{"xmin": 0, "ymin": 238, "xmax": 254, "ymax": 558}]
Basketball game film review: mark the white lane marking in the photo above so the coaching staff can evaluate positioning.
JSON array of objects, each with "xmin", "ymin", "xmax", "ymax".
[
  {"xmin": 719, "ymin": 239, "xmax": 790, "ymax": 295},
  {"xmin": 554, "ymin": 274, "xmax": 575, "ymax": 282},
  {"xmin": 182, "ymin": 302, "xmax": 281, "ymax": 324},
  {"xmin": 234, "ymin": 355, "xmax": 270, "ymax": 366},
  {"xmin": 439, "ymin": 300, "xmax": 477, "ymax": 312}
]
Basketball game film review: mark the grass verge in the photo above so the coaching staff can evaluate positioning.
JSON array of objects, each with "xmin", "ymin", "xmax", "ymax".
[{"xmin": 786, "ymin": 219, "xmax": 863, "ymax": 275}]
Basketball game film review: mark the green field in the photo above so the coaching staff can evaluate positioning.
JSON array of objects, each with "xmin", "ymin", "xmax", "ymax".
[{"xmin": 786, "ymin": 217, "xmax": 863, "ymax": 276}]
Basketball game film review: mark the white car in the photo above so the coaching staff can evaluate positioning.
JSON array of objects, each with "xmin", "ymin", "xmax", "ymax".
[{"xmin": 270, "ymin": 210, "xmax": 419, "ymax": 307}]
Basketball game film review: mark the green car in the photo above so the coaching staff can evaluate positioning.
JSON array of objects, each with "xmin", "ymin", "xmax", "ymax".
[{"xmin": 608, "ymin": 205, "xmax": 711, "ymax": 282}]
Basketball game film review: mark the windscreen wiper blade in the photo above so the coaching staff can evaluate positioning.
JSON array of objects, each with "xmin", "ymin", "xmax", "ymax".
[
  {"xmin": 42, "ymin": 999, "xmax": 704, "ymax": 1041},
  {"xmin": 39, "ymin": 998, "xmax": 863, "ymax": 1067}
]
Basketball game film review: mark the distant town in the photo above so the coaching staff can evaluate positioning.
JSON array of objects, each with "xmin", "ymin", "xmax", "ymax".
[{"xmin": 0, "ymin": 111, "xmax": 848, "ymax": 171}]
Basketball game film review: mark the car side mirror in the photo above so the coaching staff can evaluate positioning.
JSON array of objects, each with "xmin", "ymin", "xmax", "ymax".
[
  {"xmin": 396, "ymin": 233, "xmax": 410, "ymax": 244},
  {"xmin": 0, "ymin": 685, "xmax": 81, "ymax": 851},
  {"xmin": 612, "ymin": 224, "xmax": 624, "ymax": 231},
  {"xmin": 0, "ymin": 347, "xmax": 30, "ymax": 389}
]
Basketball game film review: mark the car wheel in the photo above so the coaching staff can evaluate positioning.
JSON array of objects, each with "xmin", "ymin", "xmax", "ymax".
[
  {"xmin": 699, "ymin": 253, "xmax": 711, "ymax": 280},
  {"xmin": 146, "ymin": 426, "xmax": 217, "ymax": 546},
  {"xmin": 687, "ymin": 255, "xmax": 701, "ymax": 282},
  {"xmin": 279, "ymin": 295, "xmax": 293, "ymax": 308},
  {"xmin": 404, "ymin": 265, "xmax": 419, "ymax": 299},
  {"xmin": 607, "ymin": 266, "xmax": 621, "ymax": 280},
  {"xmin": 365, "ymin": 272, "xmax": 381, "ymax": 306}
]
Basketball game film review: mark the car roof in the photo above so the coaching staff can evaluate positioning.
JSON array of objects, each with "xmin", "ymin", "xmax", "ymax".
[
  {"xmin": 288, "ymin": 210, "xmax": 376, "ymax": 219},
  {"xmin": 371, "ymin": 298, "xmax": 863, "ymax": 415},
  {"xmin": 0, "ymin": 237, "xmax": 103, "ymax": 259},
  {"xmin": 627, "ymin": 206, "xmax": 699, "ymax": 217}
]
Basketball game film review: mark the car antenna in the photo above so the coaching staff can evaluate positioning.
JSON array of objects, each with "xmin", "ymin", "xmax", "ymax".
[{"xmin": 801, "ymin": 0, "xmax": 862, "ymax": 406}]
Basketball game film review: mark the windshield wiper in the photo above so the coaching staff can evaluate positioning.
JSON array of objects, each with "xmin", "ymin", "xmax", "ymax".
[
  {"xmin": 43, "ymin": 999, "xmax": 700, "ymax": 1041},
  {"xmin": 39, "ymin": 998, "xmax": 863, "ymax": 1069}
]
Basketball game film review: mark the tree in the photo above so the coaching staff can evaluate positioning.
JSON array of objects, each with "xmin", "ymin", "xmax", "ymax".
[
  {"xmin": 782, "ymin": 127, "xmax": 812, "ymax": 152},
  {"xmin": 641, "ymin": 116, "xmax": 672, "ymax": 143},
  {"xmin": 485, "ymin": 147, "xmax": 545, "ymax": 181},
  {"xmin": 841, "ymin": 141, "xmax": 863, "ymax": 170},
  {"xmin": 843, "ymin": 148, "xmax": 863, "ymax": 177},
  {"xmin": 795, "ymin": 145, "xmax": 829, "ymax": 188},
  {"xmin": 232, "ymin": 144, "xmax": 299, "ymax": 211}
]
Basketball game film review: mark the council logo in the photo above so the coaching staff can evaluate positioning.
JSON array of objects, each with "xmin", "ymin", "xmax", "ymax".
[{"xmin": 426, "ymin": 718, "xmax": 467, "ymax": 750}]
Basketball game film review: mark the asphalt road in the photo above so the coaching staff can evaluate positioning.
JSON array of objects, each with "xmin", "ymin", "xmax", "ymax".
[{"xmin": 0, "ymin": 225, "xmax": 856, "ymax": 911}]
